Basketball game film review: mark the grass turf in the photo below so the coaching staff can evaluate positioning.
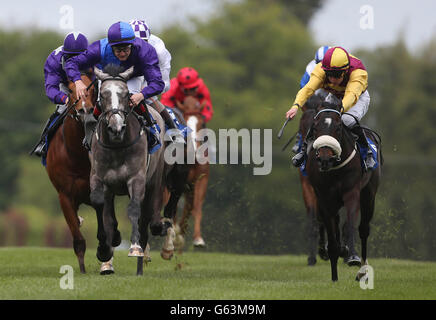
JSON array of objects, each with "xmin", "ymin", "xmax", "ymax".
[{"xmin": 0, "ymin": 247, "xmax": 435, "ymax": 300}]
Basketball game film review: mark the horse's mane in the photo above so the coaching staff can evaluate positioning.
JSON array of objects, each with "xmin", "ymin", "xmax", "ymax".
[
  {"xmin": 305, "ymin": 94, "xmax": 322, "ymax": 111},
  {"xmin": 103, "ymin": 64, "xmax": 126, "ymax": 77}
]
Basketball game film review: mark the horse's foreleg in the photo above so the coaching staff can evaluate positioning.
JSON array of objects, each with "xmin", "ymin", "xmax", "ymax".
[
  {"xmin": 101, "ymin": 191, "xmax": 116, "ymax": 261},
  {"xmin": 91, "ymin": 176, "xmax": 113, "ymax": 263},
  {"xmin": 127, "ymin": 177, "xmax": 146, "ymax": 256},
  {"xmin": 191, "ymin": 174, "xmax": 209, "ymax": 246},
  {"xmin": 58, "ymin": 192, "xmax": 86, "ymax": 274},
  {"xmin": 343, "ymin": 188, "xmax": 362, "ymax": 267},
  {"xmin": 322, "ymin": 211, "xmax": 340, "ymax": 282}
]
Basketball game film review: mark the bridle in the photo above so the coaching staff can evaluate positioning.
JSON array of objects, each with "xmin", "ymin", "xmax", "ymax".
[
  {"xmin": 312, "ymin": 108, "xmax": 357, "ymax": 171},
  {"xmin": 94, "ymin": 76, "xmax": 144, "ymax": 149}
]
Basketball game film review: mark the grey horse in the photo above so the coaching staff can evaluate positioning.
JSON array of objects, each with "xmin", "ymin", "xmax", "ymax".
[{"xmin": 90, "ymin": 64, "xmax": 167, "ymax": 275}]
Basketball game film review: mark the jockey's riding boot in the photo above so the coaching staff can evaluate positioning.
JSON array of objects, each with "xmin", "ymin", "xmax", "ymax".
[
  {"xmin": 351, "ymin": 126, "xmax": 376, "ymax": 171},
  {"xmin": 33, "ymin": 117, "xmax": 51, "ymax": 157},
  {"xmin": 33, "ymin": 104, "xmax": 68, "ymax": 157},
  {"xmin": 136, "ymin": 103, "xmax": 161, "ymax": 150},
  {"xmin": 159, "ymin": 108, "xmax": 185, "ymax": 144},
  {"xmin": 82, "ymin": 112, "xmax": 98, "ymax": 151},
  {"xmin": 292, "ymin": 127, "xmax": 313, "ymax": 167},
  {"xmin": 292, "ymin": 142, "xmax": 308, "ymax": 167},
  {"xmin": 291, "ymin": 132, "xmax": 303, "ymax": 154}
]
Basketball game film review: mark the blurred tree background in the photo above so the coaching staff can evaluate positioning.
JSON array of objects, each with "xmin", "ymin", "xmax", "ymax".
[{"xmin": 1, "ymin": 0, "xmax": 435, "ymax": 261}]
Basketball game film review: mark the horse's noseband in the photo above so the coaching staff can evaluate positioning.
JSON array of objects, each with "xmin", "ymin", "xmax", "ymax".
[
  {"xmin": 314, "ymin": 108, "xmax": 342, "ymax": 119},
  {"xmin": 101, "ymin": 108, "xmax": 130, "ymax": 126}
]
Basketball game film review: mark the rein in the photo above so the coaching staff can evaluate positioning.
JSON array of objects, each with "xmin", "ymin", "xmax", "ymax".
[{"xmin": 95, "ymin": 109, "xmax": 144, "ymax": 150}]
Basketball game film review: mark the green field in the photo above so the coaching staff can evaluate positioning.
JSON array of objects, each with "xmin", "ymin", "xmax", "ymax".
[{"xmin": 0, "ymin": 247, "xmax": 435, "ymax": 300}]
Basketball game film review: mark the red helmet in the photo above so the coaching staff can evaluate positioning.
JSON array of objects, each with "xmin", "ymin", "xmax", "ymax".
[{"xmin": 177, "ymin": 67, "xmax": 201, "ymax": 89}]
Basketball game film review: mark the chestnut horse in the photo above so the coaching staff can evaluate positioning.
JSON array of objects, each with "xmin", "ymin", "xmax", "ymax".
[
  {"xmin": 173, "ymin": 96, "xmax": 210, "ymax": 250},
  {"xmin": 45, "ymin": 71, "xmax": 98, "ymax": 273}
]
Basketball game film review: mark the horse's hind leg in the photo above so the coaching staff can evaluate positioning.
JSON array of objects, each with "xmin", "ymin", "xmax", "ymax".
[
  {"xmin": 59, "ymin": 193, "xmax": 86, "ymax": 274},
  {"xmin": 191, "ymin": 173, "xmax": 209, "ymax": 247},
  {"xmin": 359, "ymin": 187, "xmax": 375, "ymax": 264},
  {"xmin": 301, "ymin": 176, "xmax": 319, "ymax": 265}
]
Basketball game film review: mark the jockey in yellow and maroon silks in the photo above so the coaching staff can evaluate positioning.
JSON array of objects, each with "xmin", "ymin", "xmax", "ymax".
[{"xmin": 286, "ymin": 46, "xmax": 375, "ymax": 170}]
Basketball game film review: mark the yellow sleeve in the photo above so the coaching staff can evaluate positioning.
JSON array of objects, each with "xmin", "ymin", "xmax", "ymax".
[
  {"xmin": 293, "ymin": 63, "xmax": 325, "ymax": 108},
  {"xmin": 342, "ymin": 69, "xmax": 368, "ymax": 112}
]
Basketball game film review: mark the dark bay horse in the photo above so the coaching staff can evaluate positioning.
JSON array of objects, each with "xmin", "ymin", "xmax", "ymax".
[
  {"xmin": 306, "ymin": 101, "xmax": 382, "ymax": 281},
  {"xmin": 296, "ymin": 95, "xmax": 328, "ymax": 266},
  {"xmin": 45, "ymin": 71, "xmax": 97, "ymax": 273},
  {"xmin": 90, "ymin": 65, "xmax": 166, "ymax": 276},
  {"xmin": 172, "ymin": 96, "xmax": 210, "ymax": 250}
]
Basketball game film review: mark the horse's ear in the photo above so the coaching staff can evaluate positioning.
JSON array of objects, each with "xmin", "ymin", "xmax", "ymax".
[
  {"xmin": 119, "ymin": 66, "xmax": 135, "ymax": 81},
  {"xmin": 94, "ymin": 66, "xmax": 109, "ymax": 81}
]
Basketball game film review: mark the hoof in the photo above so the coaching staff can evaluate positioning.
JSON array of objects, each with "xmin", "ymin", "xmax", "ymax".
[
  {"xmin": 307, "ymin": 256, "xmax": 317, "ymax": 266},
  {"xmin": 112, "ymin": 230, "xmax": 122, "ymax": 247},
  {"xmin": 193, "ymin": 237, "xmax": 206, "ymax": 248},
  {"xmin": 100, "ymin": 258, "xmax": 114, "ymax": 275},
  {"xmin": 318, "ymin": 245, "xmax": 329, "ymax": 261},
  {"xmin": 339, "ymin": 245, "xmax": 349, "ymax": 258},
  {"xmin": 128, "ymin": 243, "xmax": 144, "ymax": 257},
  {"xmin": 97, "ymin": 245, "xmax": 113, "ymax": 263},
  {"xmin": 161, "ymin": 249, "xmax": 174, "ymax": 260},
  {"xmin": 144, "ymin": 243, "xmax": 152, "ymax": 263},
  {"xmin": 346, "ymin": 255, "xmax": 362, "ymax": 267},
  {"xmin": 161, "ymin": 227, "xmax": 175, "ymax": 260}
]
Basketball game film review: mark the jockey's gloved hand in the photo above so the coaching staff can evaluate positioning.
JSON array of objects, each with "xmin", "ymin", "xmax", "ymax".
[{"xmin": 339, "ymin": 101, "xmax": 345, "ymax": 114}]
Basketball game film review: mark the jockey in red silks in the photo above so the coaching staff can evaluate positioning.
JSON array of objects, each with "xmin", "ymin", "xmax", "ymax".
[{"xmin": 161, "ymin": 67, "xmax": 214, "ymax": 124}]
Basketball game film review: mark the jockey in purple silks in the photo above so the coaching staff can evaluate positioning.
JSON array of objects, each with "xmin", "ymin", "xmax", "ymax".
[
  {"xmin": 65, "ymin": 21, "xmax": 183, "ymax": 149},
  {"xmin": 33, "ymin": 32, "xmax": 89, "ymax": 157}
]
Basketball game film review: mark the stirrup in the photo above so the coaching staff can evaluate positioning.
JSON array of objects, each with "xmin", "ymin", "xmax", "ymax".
[
  {"xmin": 82, "ymin": 138, "xmax": 91, "ymax": 151},
  {"xmin": 34, "ymin": 142, "xmax": 46, "ymax": 157},
  {"xmin": 291, "ymin": 151, "xmax": 305, "ymax": 167},
  {"xmin": 365, "ymin": 153, "xmax": 376, "ymax": 170},
  {"xmin": 291, "ymin": 141, "xmax": 300, "ymax": 154}
]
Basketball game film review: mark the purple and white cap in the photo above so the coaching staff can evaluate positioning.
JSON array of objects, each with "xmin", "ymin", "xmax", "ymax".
[
  {"xmin": 62, "ymin": 32, "xmax": 88, "ymax": 54},
  {"xmin": 129, "ymin": 19, "xmax": 151, "ymax": 41}
]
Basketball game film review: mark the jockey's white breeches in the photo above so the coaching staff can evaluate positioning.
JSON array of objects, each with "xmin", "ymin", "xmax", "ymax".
[{"xmin": 127, "ymin": 76, "xmax": 158, "ymax": 105}]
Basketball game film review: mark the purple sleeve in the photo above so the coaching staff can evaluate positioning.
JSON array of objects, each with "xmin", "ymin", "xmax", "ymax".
[
  {"xmin": 44, "ymin": 54, "xmax": 68, "ymax": 104},
  {"xmin": 137, "ymin": 43, "xmax": 165, "ymax": 99},
  {"xmin": 65, "ymin": 41, "xmax": 101, "ymax": 82}
]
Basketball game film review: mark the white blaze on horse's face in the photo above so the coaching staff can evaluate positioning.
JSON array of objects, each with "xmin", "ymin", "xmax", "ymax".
[
  {"xmin": 324, "ymin": 117, "xmax": 332, "ymax": 128},
  {"xmin": 187, "ymin": 115, "xmax": 198, "ymax": 151},
  {"xmin": 106, "ymin": 82, "xmax": 125, "ymax": 132}
]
